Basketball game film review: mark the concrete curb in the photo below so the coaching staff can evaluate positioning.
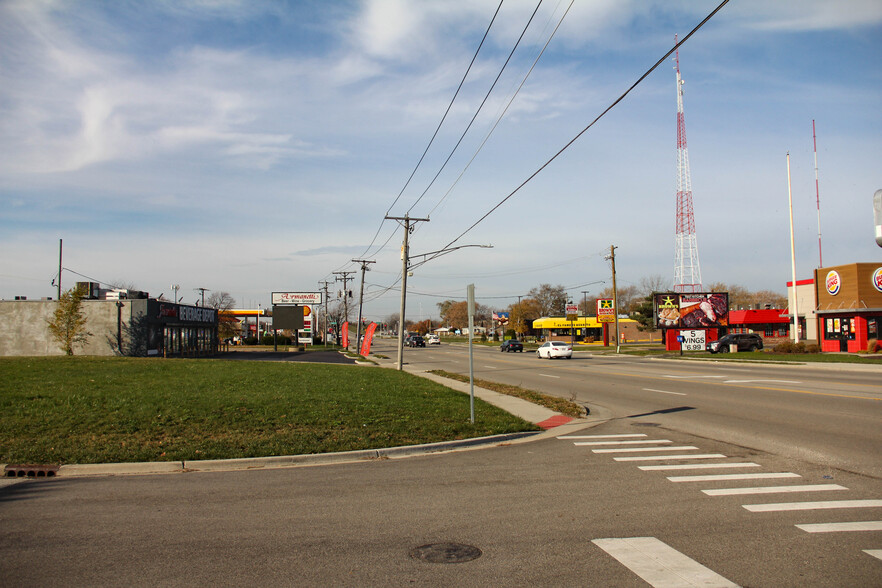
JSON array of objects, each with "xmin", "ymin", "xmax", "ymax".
[{"xmin": 1, "ymin": 431, "xmax": 544, "ymax": 478}]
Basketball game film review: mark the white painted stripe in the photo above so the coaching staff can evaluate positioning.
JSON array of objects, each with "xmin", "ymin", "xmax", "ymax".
[
  {"xmin": 643, "ymin": 388, "xmax": 687, "ymax": 396},
  {"xmin": 797, "ymin": 521, "xmax": 882, "ymax": 533},
  {"xmin": 575, "ymin": 439, "xmax": 672, "ymax": 446},
  {"xmin": 744, "ymin": 499, "xmax": 882, "ymax": 512},
  {"xmin": 539, "ymin": 374, "xmax": 560, "ymax": 379},
  {"xmin": 724, "ymin": 379, "xmax": 801, "ymax": 384},
  {"xmin": 592, "ymin": 537, "xmax": 738, "ymax": 588},
  {"xmin": 483, "ymin": 366, "xmax": 498, "ymax": 369},
  {"xmin": 615, "ymin": 454, "xmax": 727, "ymax": 462},
  {"xmin": 664, "ymin": 375, "xmax": 725, "ymax": 379},
  {"xmin": 558, "ymin": 434, "xmax": 647, "ymax": 439},
  {"xmin": 703, "ymin": 484, "xmax": 848, "ymax": 496},
  {"xmin": 668, "ymin": 472, "xmax": 801, "ymax": 483},
  {"xmin": 864, "ymin": 550, "xmax": 882, "ymax": 561},
  {"xmin": 640, "ymin": 463, "xmax": 759, "ymax": 471},
  {"xmin": 593, "ymin": 446, "xmax": 699, "ymax": 454}
]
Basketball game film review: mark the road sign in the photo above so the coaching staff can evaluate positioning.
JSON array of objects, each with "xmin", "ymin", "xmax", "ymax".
[
  {"xmin": 566, "ymin": 304, "xmax": 578, "ymax": 321},
  {"xmin": 679, "ymin": 329, "xmax": 706, "ymax": 351},
  {"xmin": 597, "ymin": 299, "xmax": 615, "ymax": 323},
  {"xmin": 272, "ymin": 291, "xmax": 322, "ymax": 305}
]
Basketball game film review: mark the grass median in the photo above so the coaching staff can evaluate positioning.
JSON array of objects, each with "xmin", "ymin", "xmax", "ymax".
[{"xmin": 0, "ymin": 357, "xmax": 538, "ymax": 465}]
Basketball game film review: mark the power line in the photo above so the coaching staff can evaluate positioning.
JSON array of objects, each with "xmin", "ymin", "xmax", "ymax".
[
  {"xmin": 405, "ymin": 0, "xmax": 544, "ymax": 216},
  {"xmin": 425, "ymin": 0, "xmax": 731, "ymax": 264},
  {"xmin": 335, "ymin": 0, "xmax": 506, "ymax": 274}
]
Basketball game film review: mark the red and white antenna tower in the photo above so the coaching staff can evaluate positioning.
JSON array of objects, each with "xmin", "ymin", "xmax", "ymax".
[{"xmin": 673, "ymin": 36, "xmax": 703, "ymax": 293}]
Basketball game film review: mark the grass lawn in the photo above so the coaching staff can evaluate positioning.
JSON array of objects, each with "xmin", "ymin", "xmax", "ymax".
[{"xmin": 0, "ymin": 357, "xmax": 537, "ymax": 465}]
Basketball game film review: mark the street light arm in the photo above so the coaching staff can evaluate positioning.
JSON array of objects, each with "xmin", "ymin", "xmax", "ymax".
[{"xmin": 409, "ymin": 244, "xmax": 493, "ymax": 268}]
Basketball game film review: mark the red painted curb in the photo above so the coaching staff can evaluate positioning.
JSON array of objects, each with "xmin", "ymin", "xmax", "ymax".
[{"xmin": 537, "ymin": 415, "xmax": 574, "ymax": 430}]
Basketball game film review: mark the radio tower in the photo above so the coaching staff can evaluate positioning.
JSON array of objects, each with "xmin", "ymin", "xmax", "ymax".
[{"xmin": 673, "ymin": 37, "xmax": 703, "ymax": 293}]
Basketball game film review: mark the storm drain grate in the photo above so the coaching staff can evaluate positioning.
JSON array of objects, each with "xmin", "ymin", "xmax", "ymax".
[
  {"xmin": 4, "ymin": 464, "xmax": 59, "ymax": 478},
  {"xmin": 410, "ymin": 543, "xmax": 482, "ymax": 564}
]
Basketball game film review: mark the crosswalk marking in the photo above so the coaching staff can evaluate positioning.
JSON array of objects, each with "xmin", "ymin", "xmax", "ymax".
[
  {"xmin": 668, "ymin": 472, "xmax": 801, "ymax": 483},
  {"xmin": 593, "ymin": 446, "xmax": 699, "ymax": 454},
  {"xmin": 702, "ymin": 484, "xmax": 848, "ymax": 496},
  {"xmin": 864, "ymin": 550, "xmax": 882, "ymax": 561},
  {"xmin": 796, "ymin": 521, "xmax": 882, "ymax": 533},
  {"xmin": 592, "ymin": 537, "xmax": 738, "ymax": 588},
  {"xmin": 615, "ymin": 453, "xmax": 727, "ymax": 462},
  {"xmin": 744, "ymin": 499, "xmax": 882, "ymax": 512},
  {"xmin": 639, "ymin": 462, "xmax": 759, "ymax": 471},
  {"xmin": 575, "ymin": 439, "xmax": 672, "ymax": 446},
  {"xmin": 558, "ymin": 433, "xmax": 647, "ymax": 440}
]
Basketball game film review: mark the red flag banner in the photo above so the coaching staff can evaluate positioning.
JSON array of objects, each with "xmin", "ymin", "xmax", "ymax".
[
  {"xmin": 360, "ymin": 322, "xmax": 377, "ymax": 356},
  {"xmin": 342, "ymin": 322, "xmax": 349, "ymax": 348}
]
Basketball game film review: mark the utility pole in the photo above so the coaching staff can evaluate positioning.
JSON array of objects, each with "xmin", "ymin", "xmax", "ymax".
[
  {"xmin": 606, "ymin": 245, "xmax": 620, "ymax": 353},
  {"xmin": 195, "ymin": 287, "xmax": 209, "ymax": 306},
  {"xmin": 57, "ymin": 239, "xmax": 62, "ymax": 300},
  {"xmin": 319, "ymin": 280, "xmax": 332, "ymax": 347},
  {"xmin": 385, "ymin": 214, "xmax": 429, "ymax": 370},
  {"xmin": 333, "ymin": 271, "xmax": 355, "ymax": 348},
  {"xmin": 352, "ymin": 259, "xmax": 375, "ymax": 354}
]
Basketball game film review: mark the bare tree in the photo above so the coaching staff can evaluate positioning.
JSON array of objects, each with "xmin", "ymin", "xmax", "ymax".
[{"xmin": 527, "ymin": 284, "xmax": 567, "ymax": 316}]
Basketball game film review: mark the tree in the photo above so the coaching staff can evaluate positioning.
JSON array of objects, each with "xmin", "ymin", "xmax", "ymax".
[
  {"xmin": 639, "ymin": 274, "xmax": 670, "ymax": 296},
  {"xmin": 47, "ymin": 288, "xmax": 92, "ymax": 355},
  {"xmin": 527, "ymin": 284, "xmax": 567, "ymax": 316},
  {"xmin": 596, "ymin": 284, "xmax": 640, "ymax": 314},
  {"xmin": 631, "ymin": 294, "xmax": 658, "ymax": 332},
  {"xmin": 509, "ymin": 298, "xmax": 542, "ymax": 336},
  {"xmin": 207, "ymin": 291, "xmax": 238, "ymax": 340},
  {"xmin": 437, "ymin": 300, "xmax": 489, "ymax": 330}
]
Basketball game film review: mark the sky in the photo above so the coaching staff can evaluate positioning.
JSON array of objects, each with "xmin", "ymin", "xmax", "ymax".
[{"xmin": 2, "ymin": 0, "xmax": 880, "ymax": 321}]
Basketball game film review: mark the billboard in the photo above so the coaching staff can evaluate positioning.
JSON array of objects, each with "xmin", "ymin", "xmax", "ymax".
[{"xmin": 654, "ymin": 292, "xmax": 729, "ymax": 329}]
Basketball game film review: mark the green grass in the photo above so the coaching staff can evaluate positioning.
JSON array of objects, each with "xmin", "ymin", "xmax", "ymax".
[
  {"xmin": 0, "ymin": 357, "xmax": 537, "ymax": 465},
  {"xmin": 428, "ymin": 370, "xmax": 584, "ymax": 418}
]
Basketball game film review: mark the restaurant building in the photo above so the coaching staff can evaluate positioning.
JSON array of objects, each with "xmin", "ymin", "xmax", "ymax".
[{"xmin": 813, "ymin": 263, "xmax": 882, "ymax": 353}]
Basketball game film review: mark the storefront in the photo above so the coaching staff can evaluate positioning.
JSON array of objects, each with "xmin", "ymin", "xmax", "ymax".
[
  {"xmin": 815, "ymin": 263, "xmax": 882, "ymax": 353},
  {"xmin": 727, "ymin": 309, "xmax": 790, "ymax": 346},
  {"xmin": 531, "ymin": 316, "xmax": 647, "ymax": 343},
  {"xmin": 151, "ymin": 301, "xmax": 219, "ymax": 357}
]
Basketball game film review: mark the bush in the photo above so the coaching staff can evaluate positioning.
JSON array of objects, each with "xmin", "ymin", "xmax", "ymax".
[{"xmin": 773, "ymin": 340, "xmax": 819, "ymax": 354}]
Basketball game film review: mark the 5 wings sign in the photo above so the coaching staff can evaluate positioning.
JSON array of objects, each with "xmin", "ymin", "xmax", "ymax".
[{"xmin": 654, "ymin": 292, "xmax": 729, "ymax": 329}]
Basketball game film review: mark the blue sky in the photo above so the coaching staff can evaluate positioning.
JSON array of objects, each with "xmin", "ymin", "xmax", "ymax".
[{"xmin": 1, "ymin": 0, "xmax": 880, "ymax": 319}]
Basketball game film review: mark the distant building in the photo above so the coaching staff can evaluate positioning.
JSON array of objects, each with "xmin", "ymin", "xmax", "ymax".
[{"xmin": 0, "ymin": 287, "xmax": 218, "ymax": 357}]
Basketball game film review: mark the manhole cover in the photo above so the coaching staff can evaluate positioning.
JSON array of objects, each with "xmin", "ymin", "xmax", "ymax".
[{"xmin": 410, "ymin": 543, "xmax": 482, "ymax": 564}]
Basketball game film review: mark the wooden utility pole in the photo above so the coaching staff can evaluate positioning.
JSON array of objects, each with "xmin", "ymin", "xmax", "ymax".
[
  {"xmin": 385, "ymin": 214, "xmax": 429, "ymax": 370},
  {"xmin": 608, "ymin": 245, "xmax": 620, "ymax": 353},
  {"xmin": 352, "ymin": 259, "xmax": 375, "ymax": 353},
  {"xmin": 333, "ymin": 271, "xmax": 355, "ymax": 348}
]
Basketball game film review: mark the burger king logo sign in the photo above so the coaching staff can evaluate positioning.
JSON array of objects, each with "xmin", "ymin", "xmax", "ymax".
[
  {"xmin": 873, "ymin": 267, "xmax": 882, "ymax": 293},
  {"xmin": 825, "ymin": 270, "xmax": 841, "ymax": 296}
]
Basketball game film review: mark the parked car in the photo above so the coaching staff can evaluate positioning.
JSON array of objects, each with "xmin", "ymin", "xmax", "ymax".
[
  {"xmin": 707, "ymin": 333, "xmax": 763, "ymax": 353},
  {"xmin": 426, "ymin": 334, "xmax": 441, "ymax": 345},
  {"xmin": 405, "ymin": 335, "xmax": 426, "ymax": 348},
  {"xmin": 500, "ymin": 339, "xmax": 524, "ymax": 352},
  {"xmin": 537, "ymin": 341, "xmax": 572, "ymax": 359}
]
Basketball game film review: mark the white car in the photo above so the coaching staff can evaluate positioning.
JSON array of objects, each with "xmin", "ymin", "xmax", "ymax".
[
  {"xmin": 426, "ymin": 334, "xmax": 440, "ymax": 345},
  {"xmin": 537, "ymin": 341, "xmax": 572, "ymax": 359}
]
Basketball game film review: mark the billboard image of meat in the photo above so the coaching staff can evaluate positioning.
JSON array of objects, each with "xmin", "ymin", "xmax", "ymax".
[{"xmin": 654, "ymin": 292, "xmax": 729, "ymax": 328}]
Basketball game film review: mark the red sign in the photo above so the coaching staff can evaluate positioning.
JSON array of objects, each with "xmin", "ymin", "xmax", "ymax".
[{"xmin": 360, "ymin": 322, "xmax": 377, "ymax": 356}]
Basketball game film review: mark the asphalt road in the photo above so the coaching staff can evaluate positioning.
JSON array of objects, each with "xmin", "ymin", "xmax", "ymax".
[{"xmin": 2, "ymin": 341, "xmax": 880, "ymax": 587}]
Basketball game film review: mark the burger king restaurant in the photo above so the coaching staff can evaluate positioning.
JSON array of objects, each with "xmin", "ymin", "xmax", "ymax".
[{"xmin": 814, "ymin": 263, "xmax": 882, "ymax": 353}]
